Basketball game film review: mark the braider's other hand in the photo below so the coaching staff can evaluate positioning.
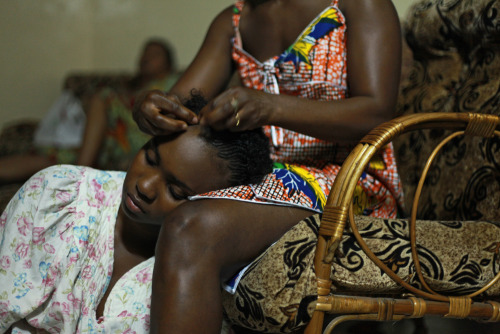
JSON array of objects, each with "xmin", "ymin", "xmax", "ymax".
[
  {"xmin": 199, "ymin": 87, "xmax": 272, "ymax": 132},
  {"xmin": 133, "ymin": 90, "xmax": 199, "ymax": 136}
]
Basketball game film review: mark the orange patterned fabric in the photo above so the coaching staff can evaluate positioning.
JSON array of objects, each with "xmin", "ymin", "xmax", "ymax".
[{"xmin": 196, "ymin": 0, "xmax": 404, "ymax": 218}]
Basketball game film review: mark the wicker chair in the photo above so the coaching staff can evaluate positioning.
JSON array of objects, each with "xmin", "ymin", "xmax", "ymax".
[{"xmin": 303, "ymin": 112, "xmax": 500, "ymax": 333}]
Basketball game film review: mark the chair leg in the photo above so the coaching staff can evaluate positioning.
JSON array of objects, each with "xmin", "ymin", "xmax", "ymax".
[{"xmin": 304, "ymin": 311, "xmax": 324, "ymax": 334}]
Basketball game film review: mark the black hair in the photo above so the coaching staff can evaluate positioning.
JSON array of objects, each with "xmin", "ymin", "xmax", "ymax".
[{"xmin": 182, "ymin": 92, "xmax": 272, "ymax": 186}]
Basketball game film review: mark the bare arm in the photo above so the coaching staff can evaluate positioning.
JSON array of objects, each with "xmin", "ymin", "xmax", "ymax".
[
  {"xmin": 201, "ymin": 0, "xmax": 402, "ymax": 142},
  {"xmin": 289, "ymin": 0, "xmax": 402, "ymax": 140},
  {"xmin": 76, "ymin": 93, "xmax": 108, "ymax": 166},
  {"xmin": 150, "ymin": 200, "xmax": 312, "ymax": 334},
  {"xmin": 132, "ymin": 7, "xmax": 235, "ymax": 136},
  {"xmin": 169, "ymin": 7, "xmax": 235, "ymax": 100}
]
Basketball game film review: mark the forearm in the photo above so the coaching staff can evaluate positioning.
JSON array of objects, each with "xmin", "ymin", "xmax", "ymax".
[
  {"xmin": 267, "ymin": 93, "xmax": 397, "ymax": 142},
  {"xmin": 77, "ymin": 95, "xmax": 108, "ymax": 167},
  {"xmin": 150, "ymin": 256, "xmax": 224, "ymax": 334}
]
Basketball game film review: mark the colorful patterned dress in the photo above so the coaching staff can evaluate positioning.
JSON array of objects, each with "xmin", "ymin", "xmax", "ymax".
[
  {"xmin": 194, "ymin": 0, "xmax": 403, "ymax": 218},
  {"xmin": 36, "ymin": 75, "xmax": 178, "ymax": 172},
  {"xmin": 96, "ymin": 75, "xmax": 179, "ymax": 171},
  {"xmin": 0, "ymin": 166, "xmax": 152, "ymax": 333}
]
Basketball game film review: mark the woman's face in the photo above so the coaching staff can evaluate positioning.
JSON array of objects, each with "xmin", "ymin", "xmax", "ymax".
[
  {"xmin": 138, "ymin": 43, "xmax": 170, "ymax": 78},
  {"xmin": 122, "ymin": 126, "xmax": 229, "ymax": 225}
]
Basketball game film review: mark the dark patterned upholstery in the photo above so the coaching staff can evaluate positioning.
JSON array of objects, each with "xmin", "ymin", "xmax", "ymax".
[
  {"xmin": 63, "ymin": 72, "xmax": 131, "ymax": 110},
  {"xmin": 395, "ymin": 0, "xmax": 500, "ymax": 221}
]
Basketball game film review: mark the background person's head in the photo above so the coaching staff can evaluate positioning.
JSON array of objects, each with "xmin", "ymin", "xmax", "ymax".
[
  {"xmin": 132, "ymin": 38, "xmax": 176, "ymax": 88},
  {"xmin": 122, "ymin": 93, "xmax": 272, "ymax": 225}
]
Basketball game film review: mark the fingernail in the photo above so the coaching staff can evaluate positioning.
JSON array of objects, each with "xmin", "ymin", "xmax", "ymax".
[{"xmin": 192, "ymin": 116, "xmax": 198, "ymax": 124}]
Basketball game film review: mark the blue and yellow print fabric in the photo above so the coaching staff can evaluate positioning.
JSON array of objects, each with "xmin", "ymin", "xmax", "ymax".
[
  {"xmin": 273, "ymin": 162, "xmax": 327, "ymax": 212},
  {"xmin": 276, "ymin": 8, "xmax": 343, "ymax": 68}
]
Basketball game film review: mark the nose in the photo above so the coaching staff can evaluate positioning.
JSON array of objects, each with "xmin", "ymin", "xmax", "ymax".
[{"xmin": 136, "ymin": 172, "xmax": 160, "ymax": 203}]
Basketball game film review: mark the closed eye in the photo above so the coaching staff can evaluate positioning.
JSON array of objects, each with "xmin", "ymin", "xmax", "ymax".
[
  {"xmin": 168, "ymin": 185, "xmax": 187, "ymax": 201},
  {"xmin": 145, "ymin": 149, "xmax": 157, "ymax": 166},
  {"xmin": 144, "ymin": 139, "xmax": 159, "ymax": 166}
]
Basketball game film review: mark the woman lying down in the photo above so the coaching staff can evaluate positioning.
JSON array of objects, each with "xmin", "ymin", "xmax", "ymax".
[{"xmin": 0, "ymin": 94, "xmax": 325, "ymax": 333}]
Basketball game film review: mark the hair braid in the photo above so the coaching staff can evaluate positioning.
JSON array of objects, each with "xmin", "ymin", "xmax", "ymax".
[{"xmin": 183, "ymin": 91, "xmax": 272, "ymax": 186}]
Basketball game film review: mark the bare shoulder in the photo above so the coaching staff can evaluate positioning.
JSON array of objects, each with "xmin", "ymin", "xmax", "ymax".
[
  {"xmin": 339, "ymin": 0, "xmax": 399, "ymax": 20},
  {"xmin": 157, "ymin": 199, "xmax": 311, "ymax": 280},
  {"xmin": 206, "ymin": 5, "xmax": 235, "ymax": 39},
  {"xmin": 339, "ymin": 0, "xmax": 400, "ymax": 37}
]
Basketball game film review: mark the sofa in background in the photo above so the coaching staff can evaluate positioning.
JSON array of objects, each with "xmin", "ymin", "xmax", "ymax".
[
  {"xmin": 395, "ymin": 0, "xmax": 500, "ymax": 221},
  {"xmin": 0, "ymin": 72, "xmax": 132, "ymax": 212}
]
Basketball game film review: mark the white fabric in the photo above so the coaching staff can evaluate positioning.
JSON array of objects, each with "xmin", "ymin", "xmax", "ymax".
[{"xmin": 33, "ymin": 90, "xmax": 86, "ymax": 148}]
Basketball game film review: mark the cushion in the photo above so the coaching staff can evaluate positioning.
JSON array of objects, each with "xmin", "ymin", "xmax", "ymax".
[{"xmin": 222, "ymin": 214, "xmax": 500, "ymax": 333}]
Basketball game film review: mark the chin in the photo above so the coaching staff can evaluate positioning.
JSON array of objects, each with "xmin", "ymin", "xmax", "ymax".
[
  {"xmin": 121, "ymin": 203, "xmax": 163, "ymax": 226},
  {"xmin": 121, "ymin": 201, "xmax": 140, "ymax": 220}
]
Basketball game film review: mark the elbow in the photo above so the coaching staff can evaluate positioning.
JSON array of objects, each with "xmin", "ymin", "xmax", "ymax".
[
  {"xmin": 371, "ymin": 94, "xmax": 399, "ymax": 125},
  {"xmin": 351, "ymin": 96, "xmax": 399, "ymax": 141}
]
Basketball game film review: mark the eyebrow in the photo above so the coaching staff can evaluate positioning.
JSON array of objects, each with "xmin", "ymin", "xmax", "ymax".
[{"xmin": 150, "ymin": 137, "xmax": 196, "ymax": 195}]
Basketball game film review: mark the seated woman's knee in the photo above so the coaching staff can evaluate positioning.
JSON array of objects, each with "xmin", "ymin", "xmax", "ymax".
[{"xmin": 155, "ymin": 200, "xmax": 228, "ymax": 265}]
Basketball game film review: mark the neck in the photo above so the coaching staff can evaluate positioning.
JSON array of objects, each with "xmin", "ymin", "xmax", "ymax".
[
  {"xmin": 130, "ymin": 71, "xmax": 169, "ymax": 92},
  {"xmin": 115, "ymin": 208, "xmax": 161, "ymax": 259},
  {"xmin": 145, "ymin": 70, "xmax": 170, "ymax": 83}
]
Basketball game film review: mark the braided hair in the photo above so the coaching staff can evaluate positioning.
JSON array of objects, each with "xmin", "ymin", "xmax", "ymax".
[{"xmin": 183, "ymin": 92, "xmax": 272, "ymax": 186}]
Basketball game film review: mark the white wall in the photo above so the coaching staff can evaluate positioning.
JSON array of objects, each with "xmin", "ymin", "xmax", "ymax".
[
  {"xmin": 0, "ymin": 0, "xmax": 232, "ymax": 129},
  {"xmin": 0, "ymin": 0, "xmax": 415, "ymax": 130},
  {"xmin": 393, "ymin": 0, "xmax": 415, "ymax": 20},
  {"xmin": 0, "ymin": 1, "xmax": 94, "ymax": 128}
]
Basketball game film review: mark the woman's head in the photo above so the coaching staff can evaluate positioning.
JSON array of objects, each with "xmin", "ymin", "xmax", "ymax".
[
  {"xmin": 122, "ymin": 94, "xmax": 272, "ymax": 225},
  {"xmin": 137, "ymin": 38, "xmax": 176, "ymax": 81},
  {"xmin": 183, "ymin": 92, "xmax": 271, "ymax": 186}
]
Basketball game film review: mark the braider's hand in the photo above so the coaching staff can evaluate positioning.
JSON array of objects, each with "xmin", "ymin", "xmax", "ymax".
[
  {"xmin": 133, "ymin": 90, "xmax": 199, "ymax": 136},
  {"xmin": 200, "ymin": 87, "xmax": 272, "ymax": 132}
]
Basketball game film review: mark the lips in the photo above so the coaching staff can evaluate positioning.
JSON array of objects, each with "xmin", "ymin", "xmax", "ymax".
[{"xmin": 125, "ymin": 193, "xmax": 145, "ymax": 214}]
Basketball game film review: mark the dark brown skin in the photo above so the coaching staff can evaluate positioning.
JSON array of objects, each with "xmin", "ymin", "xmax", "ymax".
[
  {"xmin": 131, "ymin": 0, "xmax": 402, "ymax": 333},
  {"xmin": 96, "ymin": 126, "xmax": 234, "ymax": 318}
]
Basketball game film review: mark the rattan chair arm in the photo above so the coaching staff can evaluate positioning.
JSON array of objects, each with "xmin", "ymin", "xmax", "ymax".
[
  {"xmin": 315, "ymin": 112, "xmax": 500, "ymax": 301},
  {"xmin": 306, "ymin": 112, "xmax": 500, "ymax": 334}
]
